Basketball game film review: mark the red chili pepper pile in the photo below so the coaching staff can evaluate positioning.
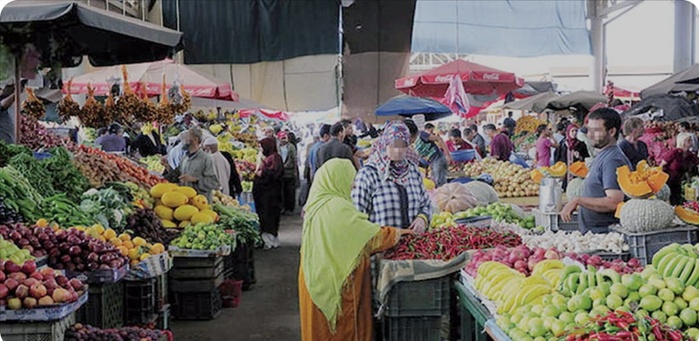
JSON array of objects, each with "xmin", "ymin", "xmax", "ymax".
[
  {"xmin": 383, "ymin": 225, "xmax": 522, "ymax": 261},
  {"xmin": 563, "ymin": 311, "xmax": 686, "ymax": 341}
]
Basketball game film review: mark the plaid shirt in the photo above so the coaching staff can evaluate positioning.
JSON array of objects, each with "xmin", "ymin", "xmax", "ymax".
[{"xmin": 352, "ymin": 165, "xmax": 432, "ymax": 228}]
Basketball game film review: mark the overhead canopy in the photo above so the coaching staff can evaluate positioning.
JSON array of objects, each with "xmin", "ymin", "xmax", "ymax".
[
  {"xmin": 0, "ymin": 1, "xmax": 183, "ymax": 67},
  {"xmin": 641, "ymin": 64, "xmax": 699, "ymax": 99},
  {"xmin": 546, "ymin": 91, "xmax": 607, "ymax": 112},
  {"xmin": 395, "ymin": 60, "xmax": 524, "ymax": 98},
  {"xmin": 376, "ymin": 96, "xmax": 453, "ymax": 121},
  {"xmin": 622, "ymin": 94, "xmax": 699, "ymax": 122},
  {"xmin": 238, "ymin": 108, "xmax": 289, "ymax": 122},
  {"xmin": 67, "ymin": 59, "xmax": 238, "ymax": 101},
  {"xmin": 501, "ymin": 92, "xmax": 560, "ymax": 113}
]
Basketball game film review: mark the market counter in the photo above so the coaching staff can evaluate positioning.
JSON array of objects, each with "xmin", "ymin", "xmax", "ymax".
[{"xmin": 454, "ymin": 280, "xmax": 511, "ymax": 341}]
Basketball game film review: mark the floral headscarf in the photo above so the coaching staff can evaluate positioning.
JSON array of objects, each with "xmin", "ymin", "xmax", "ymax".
[
  {"xmin": 566, "ymin": 124, "xmax": 581, "ymax": 151},
  {"xmin": 365, "ymin": 121, "xmax": 412, "ymax": 185}
]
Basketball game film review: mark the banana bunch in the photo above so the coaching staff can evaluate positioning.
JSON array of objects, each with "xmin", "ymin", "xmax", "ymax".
[
  {"xmin": 652, "ymin": 243, "xmax": 699, "ymax": 286},
  {"xmin": 473, "ymin": 261, "xmax": 554, "ymax": 315},
  {"xmin": 515, "ymin": 116, "xmax": 543, "ymax": 134},
  {"xmin": 558, "ymin": 265, "xmax": 620, "ymax": 297},
  {"xmin": 532, "ymin": 260, "xmax": 566, "ymax": 287}
]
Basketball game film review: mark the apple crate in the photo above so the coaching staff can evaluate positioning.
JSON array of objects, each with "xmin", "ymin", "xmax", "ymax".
[
  {"xmin": 385, "ymin": 276, "xmax": 450, "ymax": 317},
  {"xmin": 0, "ymin": 311, "xmax": 75, "ymax": 341},
  {"xmin": 614, "ymin": 226, "xmax": 699, "ymax": 266},
  {"xmin": 75, "ymin": 282, "xmax": 123, "ymax": 329},
  {"xmin": 382, "ymin": 316, "xmax": 441, "ymax": 341}
]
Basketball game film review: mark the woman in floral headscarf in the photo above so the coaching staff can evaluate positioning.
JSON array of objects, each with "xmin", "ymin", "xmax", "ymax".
[
  {"xmin": 555, "ymin": 123, "xmax": 590, "ymax": 189},
  {"xmin": 351, "ymin": 121, "xmax": 432, "ymax": 232}
]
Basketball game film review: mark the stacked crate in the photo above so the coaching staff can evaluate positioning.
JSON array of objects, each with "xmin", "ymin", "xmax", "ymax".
[
  {"xmin": 382, "ymin": 277, "xmax": 451, "ymax": 341},
  {"xmin": 169, "ymin": 256, "xmax": 224, "ymax": 320}
]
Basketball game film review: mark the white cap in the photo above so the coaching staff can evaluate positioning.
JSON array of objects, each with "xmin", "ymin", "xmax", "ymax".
[{"xmin": 203, "ymin": 136, "xmax": 218, "ymax": 147}]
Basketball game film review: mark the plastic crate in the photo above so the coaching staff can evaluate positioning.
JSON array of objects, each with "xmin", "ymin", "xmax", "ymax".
[
  {"xmin": 226, "ymin": 242, "xmax": 256, "ymax": 291},
  {"xmin": 172, "ymin": 256, "xmax": 223, "ymax": 270},
  {"xmin": 171, "ymin": 289, "xmax": 222, "ymax": 320},
  {"xmin": 124, "ymin": 278, "xmax": 157, "ymax": 325},
  {"xmin": 382, "ymin": 316, "xmax": 441, "ymax": 341},
  {"xmin": 584, "ymin": 250, "xmax": 631, "ymax": 262},
  {"xmin": 533, "ymin": 209, "xmax": 578, "ymax": 232},
  {"xmin": 385, "ymin": 276, "xmax": 450, "ymax": 317},
  {"xmin": 170, "ymin": 260, "xmax": 223, "ymax": 279},
  {"xmin": 615, "ymin": 226, "xmax": 699, "ymax": 266},
  {"xmin": 75, "ymin": 282, "xmax": 123, "ymax": 328},
  {"xmin": 0, "ymin": 312, "xmax": 75, "ymax": 341},
  {"xmin": 170, "ymin": 272, "xmax": 224, "ymax": 293},
  {"xmin": 155, "ymin": 272, "xmax": 168, "ymax": 310}
]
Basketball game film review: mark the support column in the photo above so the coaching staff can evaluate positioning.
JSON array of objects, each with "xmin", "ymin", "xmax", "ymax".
[
  {"xmin": 590, "ymin": 0, "xmax": 605, "ymax": 93},
  {"xmin": 674, "ymin": 0, "xmax": 695, "ymax": 73}
]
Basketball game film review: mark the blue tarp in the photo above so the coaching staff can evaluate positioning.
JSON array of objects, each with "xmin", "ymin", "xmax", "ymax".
[
  {"xmin": 376, "ymin": 96, "xmax": 453, "ymax": 121},
  {"xmin": 411, "ymin": 0, "xmax": 591, "ymax": 57}
]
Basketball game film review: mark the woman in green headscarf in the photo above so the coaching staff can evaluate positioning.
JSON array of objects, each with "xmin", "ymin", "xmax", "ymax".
[{"xmin": 299, "ymin": 158, "xmax": 410, "ymax": 341}]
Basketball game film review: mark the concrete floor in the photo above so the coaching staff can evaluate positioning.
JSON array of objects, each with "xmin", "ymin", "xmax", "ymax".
[{"xmin": 172, "ymin": 214, "xmax": 303, "ymax": 341}]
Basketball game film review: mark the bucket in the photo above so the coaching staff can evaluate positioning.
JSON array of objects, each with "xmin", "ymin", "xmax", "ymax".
[{"xmin": 538, "ymin": 177, "xmax": 562, "ymax": 213}]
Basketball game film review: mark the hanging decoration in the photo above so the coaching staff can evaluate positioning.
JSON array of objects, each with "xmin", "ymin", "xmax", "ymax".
[
  {"xmin": 56, "ymin": 79, "xmax": 80, "ymax": 123},
  {"xmin": 20, "ymin": 88, "xmax": 45, "ymax": 119},
  {"xmin": 79, "ymin": 84, "xmax": 106, "ymax": 128}
]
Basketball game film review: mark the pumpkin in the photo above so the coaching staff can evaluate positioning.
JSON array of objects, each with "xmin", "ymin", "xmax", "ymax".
[
  {"xmin": 619, "ymin": 199, "xmax": 675, "ymax": 232},
  {"xmin": 174, "ymin": 205, "xmax": 199, "ymax": 221},
  {"xmin": 462, "ymin": 181, "xmax": 499, "ymax": 207},
  {"xmin": 530, "ymin": 169, "xmax": 544, "ymax": 184},
  {"xmin": 569, "ymin": 161, "xmax": 588, "ymax": 178},
  {"xmin": 566, "ymin": 178, "xmax": 585, "ymax": 199},
  {"xmin": 546, "ymin": 162, "xmax": 567, "ymax": 178},
  {"xmin": 431, "ymin": 183, "xmax": 478, "ymax": 213},
  {"xmin": 161, "ymin": 191, "xmax": 189, "ymax": 208},
  {"xmin": 656, "ymin": 184, "xmax": 671, "ymax": 202},
  {"xmin": 614, "ymin": 202, "xmax": 625, "ymax": 219},
  {"xmin": 675, "ymin": 205, "xmax": 699, "ymax": 225},
  {"xmin": 617, "ymin": 162, "xmax": 669, "ymax": 199}
]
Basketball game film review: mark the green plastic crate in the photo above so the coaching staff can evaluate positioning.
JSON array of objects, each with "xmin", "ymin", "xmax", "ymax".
[
  {"xmin": 75, "ymin": 282, "xmax": 123, "ymax": 328},
  {"xmin": 385, "ymin": 276, "xmax": 450, "ymax": 317},
  {"xmin": 0, "ymin": 312, "xmax": 75, "ymax": 341}
]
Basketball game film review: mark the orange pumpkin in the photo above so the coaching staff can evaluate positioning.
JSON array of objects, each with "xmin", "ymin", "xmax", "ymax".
[
  {"xmin": 569, "ymin": 161, "xmax": 588, "ymax": 178},
  {"xmin": 675, "ymin": 205, "xmax": 699, "ymax": 225},
  {"xmin": 617, "ymin": 161, "xmax": 669, "ymax": 199}
]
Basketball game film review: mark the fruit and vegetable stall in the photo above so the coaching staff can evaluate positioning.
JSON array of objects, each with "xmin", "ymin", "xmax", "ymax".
[{"xmin": 0, "ymin": 118, "xmax": 262, "ymax": 341}]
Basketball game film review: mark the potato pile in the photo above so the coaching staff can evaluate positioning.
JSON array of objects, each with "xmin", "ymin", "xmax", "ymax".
[{"xmin": 461, "ymin": 158, "xmax": 539, "ymax": 198}]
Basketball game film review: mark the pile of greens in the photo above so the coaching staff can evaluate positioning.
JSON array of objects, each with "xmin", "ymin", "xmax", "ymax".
[
  {"xmin": 80, "ymin": 188, "xmax": 133, "ymax": 231},
  {"xmin": 213, "ymin": 203, "xmax": 262, "ymax": 247},
  {"xmin": 43, "ymin": 147, "xmax": 90, "ymax": 202}
]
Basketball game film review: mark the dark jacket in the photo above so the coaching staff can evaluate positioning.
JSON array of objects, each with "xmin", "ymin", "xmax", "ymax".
[
  {"xmin": 135, "ymin": 131, "xmax": 166, "ymax": 157},
  {"xmin": 221, "ymin": 151, "xmax": 244, "ymax": 197}
]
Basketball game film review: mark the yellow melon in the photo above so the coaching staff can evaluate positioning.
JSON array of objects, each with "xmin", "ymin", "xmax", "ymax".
[
  {"xmin": 178, "ymin": 220, "xmax": 191, "ymax": 228},
  {"xmin": 161, "ymin": 219, "xmax": 177, "ymax": 228},
  {"xmin": 191, "ymin": 194, "xmax": 209, "ymax": 210},
  {"xmin": 199, "ymin": 209, "xmax": 219, "ymax": 221},
  {"xmin": 175, "ymin": 186, "xmax": 198, "ymax": 199},
  {"xmin": 174, "ymin": 205, "xmax": 199, "ymax": 221},
  {"xmin": 154, "ymin": 205, "xmax": 174, "ymax": 221},
  {"xmin": 191, "ymin": 212, "xmax": 215, "ymax": 224},
  {"xmin": 150, "ymin": 183, "xmax": 177, "ymax": 198},
  {"xmin": 161, "ymin": 191, "xmax": 188, "ymax": 208}
]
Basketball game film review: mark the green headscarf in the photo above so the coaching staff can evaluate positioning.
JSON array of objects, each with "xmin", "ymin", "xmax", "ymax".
[{"xmin": 301, "ymin": 158, "xmax": 380, "ymax": 331}]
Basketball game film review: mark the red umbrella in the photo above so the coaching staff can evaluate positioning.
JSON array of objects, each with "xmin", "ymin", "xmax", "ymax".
[
  {"xmin": 67, "ymin": 59, "xmax": 238, "ymax": 101},
  {"xmin": 395, "ymin": 60, "xmax": 524, "ymax": 98},
  {"xmin": 238, "ymin": 108, "xmax": 289, "ymax": 121}
]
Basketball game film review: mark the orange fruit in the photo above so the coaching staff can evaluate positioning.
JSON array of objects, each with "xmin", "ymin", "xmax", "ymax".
[
  {"xmin": 117, "ymin": 246, "xmax": 129, "ymax": 256},
  {"xmin": 103, "ymin": 229, "xmax": 117, "ymax": 240},
  {"xmin": 36, "ymin": 219, "xmax": 49, "ymax": 227},
  {"xmin": 128, "ymin": 248, "xmax": 140, "ymax": 260},
  {"xmin": 122, "ymin": 241, "xmax": 134, "ymax": 249},
  {"xmin": 109, "ymin": 237, "xmax": 123, "ymax": 246}
]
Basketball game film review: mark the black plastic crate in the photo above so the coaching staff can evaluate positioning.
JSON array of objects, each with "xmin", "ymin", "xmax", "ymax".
[
  {"xmin": 0, "ymin": 312, "xmax": 75, "ymax": 341},
  {"xmin": 173, "ymin": 256, "xmax": 222, "ymax": 269},
  {"xmin": 170, "ymin": 272, "xmax": 225, "ymax": 293},
  {"xmin": 170, "ymin": 258, "xmax": 224, "ymax": 279},
  {"xmin": 226, "ymin": 242, "xmax": 256, "ymax": 290},
  {"xmin": 382, "ymin": 316, "xmax": 441, "ymax": 341},
  {"xmin": 385, "ymin": 276, "xmax": 451, "ymax": 317},
  {"xmin": 171, "ymin": 288, "xmax": 222, "ymax": 320},
  {"xmin": 123, "ymin": 278, "xmax": 157, "ymax": 325},
  {"xmin": 155, "ymin": 272, "xmax": 168, "ymax": 310},
  {"xmin": 584, "ymin": 250, "xmax": 631, "ymax": 262},
  {"xmin": 614, "ymin": 226, "xmax": 699, "ymax": 266},
  {"xmin": 76, "ymin": 282, "xmax": 124, "ymax": 329}
]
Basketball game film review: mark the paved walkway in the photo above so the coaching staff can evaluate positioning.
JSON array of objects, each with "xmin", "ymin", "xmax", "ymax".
[{"xmin": 172, "ymin": 214, "xmax": 303, "ymax": 341}]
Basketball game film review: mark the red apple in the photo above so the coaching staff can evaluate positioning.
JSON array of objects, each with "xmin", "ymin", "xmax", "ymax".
[
  {"xmin": 8, "ymin": 272, "xmax": 26, "ymax": 281},
  {"xmin": 0, "ymin": 271, "xmax": 5, "ymax": 282},
  {"xmin": 15, "ymin": 284, "xmax": 29, "ymax": 299},
  {"xmin": 29, "ymin": 283, "xmax": 47, "ymax": 299},
  {"xmin": 4, "ymin": 278, "xmax": 19, "ymax": 291},
  {"xmin": 40, "ymin": 268, "xmax": 56, "ymax": 278},
  {"xmin": 0, "ymin": 284, "xmax": 8, "ymax": 299},
  {"xmin": 52, "ymin": 288, "xmax": 70, "ymax": 303},
  {"xmin": 23, "ymin": 278, "xmax": 39, "ymax": 288},
  {"xmin": 68, "ymin": 278, "xmax": 83, "ymax": 291},
  {"xmin": 23, "ymin": 297, "xmax": 37, "ymax": 309},
  {"xmin": 55, "ymin": 275, "xmax": 69, "ymax": 287},
  {"xmin": 29, "ymin": 272, "xmax": 43, "ymax": 281},
  {"xmin": 544, "ymin": 249, "xmax": 560, "ymax": 260},
  {"xmin": 4, "ymin": 260, "xmax": 20, "ymax": 273}
]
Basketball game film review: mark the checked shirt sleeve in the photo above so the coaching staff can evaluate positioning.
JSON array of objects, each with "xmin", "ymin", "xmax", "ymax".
[{"xmin": 352, "ymin": 167, "xmax": 377, "ymax": 217}]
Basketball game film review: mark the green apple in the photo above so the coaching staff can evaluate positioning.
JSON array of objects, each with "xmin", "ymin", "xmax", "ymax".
[
  {"xmin": 558, "ymin": 312, "xmax": 573, "ymax": 324},
  {"xmin": 574, "ymin": 312, "xmax": 590, "ymax": 325},
  {"xmin": 528, "ymin": 318, "xmax": 547, "ymax": 338},
  {"xmin": 666, "ymin": 316, "xmax": 683, "ymax": 329},
  {"xmin": 680, "ymin": 308, "xmax": 698, "ymax": 326},
  {"xmin": 531, "ymin": 305, "xmax": 544, "ymax": 316},
  {"xmin": 674, "ymin": 297, "xmax": 688, "ymax": 310},
  {"xmin": 533, "ymin": 337, "xmax": 546, "ymax": 341},
  {"xmin": 662, "ymin": 301, "xmax": 679, "ymax": 317},
  {"xmin": 496, "ymin": 315, "xmax": 512, "ymax": 329},
  {"xmin": 652, "ymin": 310, "xmax": 668, "ymax": 323},
  {"xmin": 615, "ymin": 306, "xmax": 631, "ymax": 314},
  {"xmin": 511, "ymin": 313, "xmax": 523, "ymax": 324},
  {"xmin": 552, "ymin": 294, "xmax": 567, "ymax": 306},
  {"xmin": 639, "ymin": 284, "xmax": 658, "ymax": 297},
  {"xmin": 658, "ymin": 288, "xmax": 675, "ymax": 302},
  {"xmin": 610, "ymin": 283, "xmax": 629, "ymax": 298},
  {"xmin": 520, "ymin": 317, "xmax": 531, "ymax": 332},
  {"xmin": 685, "ymin": 327, "xmax": 699, "ymax": 340},
  {"xmin": 543, "ymin": 316, "xmax": 556, "ymax": 330},
  {"xmin": 665, "ymin": 277, "xmax": 685, "ymax": 295},
  {"xmin": 640, "ymin": 295, "xmax": 663, "ymax": 311},
  {"xmin": 684, "ymin": 286, "xmax": 699, "ymax": 302},
  {"xmin": 624, "ymin": 297, "xmax": 639, "ymax": 310},
  {"xmin": 606, "ymin": 294, "xmax": 623, "ymax": 310},
  {"xmin": 621, "ymin": 273, "xmax": 644, "ymax": 291},
  {"xmin": 589, "ymin": 287, "xmax": 605, "ymax": 301},
  {"xmin": 510, "ymin": 329, "xmax": 527, "ymax": 340},
  {"xmin": 541, "ymin": 295, "xmax": 552, "ymax": 306},
  {"xmin": 599, "ymin": 282, "xmax": 612, "ymax": 295},
  {"xmin": 691, "ymin": 297, "xmax": 699, "ymax": 311},
  {"xmin": 641, "ymin": 266, "xmax": 657, "ymax": 280},
  {"xmin": 591, "ymin": 305, "xmax": 611, "ymax": 317},
  {"xmin": 550, "ymin": 320, "xmax": 566, "ymax": 336},
  {"xmin": 542, "ymin": 306, "xmax": 561, "ymax": 318},
  {"xmin": 578, "ymin": 296, "xmax": 592, "ymax": 311},
  {"xmin": 627, "ymin": 292, "xmax": 641, "ymax": 302},
  {"xmin": 636, "ymin": 309, "xmax": 650, "ymax": 318},
  {"xmin": 649, "ymin": 277, "xmax": 667, "ymax": 290},
  {"xmin": 593, "ymin": 298, "xmax": 605, "ymax": 307}
]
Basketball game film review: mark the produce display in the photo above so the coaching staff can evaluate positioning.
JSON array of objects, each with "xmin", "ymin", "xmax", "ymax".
[
  {"xmin": 170, "ymin": 223, "xmax": 235, "ymax": 250},
  {"xmin": 0, "ymin": 197, "xmax": 23, "ymax": 224},
  {"xmin": 212, "ymin": 190, "xmax": 241, "ymax": 207},
  {"xmin": 558, "ymin": 311, "xmax": 686, "ymax": 341},
  {"xmin": 214, "ymin": 203, "xmax": 261, "ymax": 246},
  {"xmin": 515, "ymin": 116, "xmax": 544, "ymax": 135},
  {"xmin": 431, "ymin": 183, "xmax": 478, "ymax": 213},
  {"xmin": 675, "ymin": 201, "xmax": 699, "ymax": 225},
  {"xmin": 124, "ymin": 208, "xmax": 179, "ymax": 245},
  {"xmin": 20, "ymin": 88, "xmax": 46, "ymax": 119},
  {"xmin": 1, "ymin": 259, "xmax": 87, "ymax": 309},
  {"xmin": 72, "ymin": 145, "xmax": 165, "ymax": 189},
  {"xmin": 8, "ymin": 152, "xmax": 56, "ymax": 197},
  {"xmin": 617, "ymin": 161, "xmax": 669, "ymax": 199},
  {"xmin": 151, "ymin": 183, "xmax": 218, "ymax": 228},
  {"xmin": 79, "ymin": 188, "xmax": 133, "ymax": 231},
  {"xmin": 83, "ymin": 225, "xmax": 166, "ymax": 267},
  {"xmin": 521, "ymin": 230, "xmax": 629, "ymax": 254},
  {"xmin": 140, "ymin": 154, "xmax": 165, "ymax": 174},
  {"xmin": 40, "ymin": 193, "xmax": 95, "ymax": 227},
  {"xmin": 384, "ymin": 226, "xmax": 522, "ymax": 261},
  {"xmin": 0, "ymin": 165, "xmax": 45, "ymax": 221},
  {"xmin": 460, "ymin": 159, "xmax": 539, "ymax": 198},
  {"xmin": 0, "ymin": 236, "xmax": 34, "ymax": 264},
  {"xmin": 531, "ymin": 162, "xmax": 568, "ymax": 184},
  {"xmin": 19, "ymin": 115, "xmax": 72, "ymax": 151},
  {"xmin": 42, "ymin": 147, "xmax": 91, "ymax": 202},
  {"xmin": 457, "ymin": 203, "xmax": 538, "ymax": 229},
  {"xmin": 236, "ymin": 160, "xmax": 257, "ymax": 182},
  {"xmin": 65, "ymin": 324, "xmax": 166, "ymax": 341},
  {"xmin": 228, "ymin": 148, "xmax": 258, "ymax": 164}
]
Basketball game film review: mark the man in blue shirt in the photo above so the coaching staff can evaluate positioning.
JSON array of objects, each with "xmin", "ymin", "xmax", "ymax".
[
  {"xmin": 561, "ymin": 108, "xmax": 631, "ymax": 234},
  {"xmin": 308, "ymin": 124, "xmax": 331, "ymax": 180}
]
